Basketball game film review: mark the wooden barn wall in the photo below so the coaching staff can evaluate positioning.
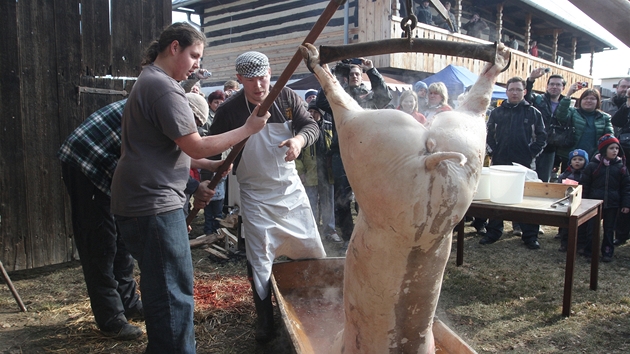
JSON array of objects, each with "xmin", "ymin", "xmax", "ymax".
[
  {"xmin": 200, "ymin": 0, "xmax": 360, "ymax": 84},
  {"xmin": 0, "ymin": 0, "xmax": 170, "ymax": 271}
]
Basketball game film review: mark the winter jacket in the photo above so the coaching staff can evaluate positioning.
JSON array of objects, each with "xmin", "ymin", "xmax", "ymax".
[
  {"xmin": 558, "ymin": 166, "xmax": 585, "ymax": 184},
  {"xmin": 486, "ymin": 99, "xmax": 547, "ymax": 168},
  {"xmin": 554, "ymin": 96, "xmax": 613, "ymax": 159},
  {"xmin": 524, "ymin": 81, "xmax": 565, "ymax": 153},
  {"xmin": 601, "ymin": 93, "xmax": 626, "ymax": 118},
  {"xmin": 611, "ymin": 102, "xmax": 630, "ymax": 132},
  {"xmin": 581, "ymin": 154, "xmax": 630, "ymax": 209},
  {"xmin": 416, "ymin": 6, "xmax": 433, "ymax": 25},
  {"xmin": 296, "ymin": 118, "xmax": 334, "ymax": 186}
]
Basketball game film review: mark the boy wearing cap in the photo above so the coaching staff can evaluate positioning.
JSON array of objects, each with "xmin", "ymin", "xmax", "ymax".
[
  {"xmin": 414, "ymin": 81, "xmax": 429, "ymax": 114},
  {"xmin": 210, "ymin": 51, "xmax": 326, "ymax": 343},
  {"xmin": 557, "ymin": 149, "xmax": 589, "ymax": 251},
  {"xmin": 580, "ymin": 134, "xmax": 630, "ymax": 262},
  {"xmin": 304, "ymin": 89, "xmax": 318, "ymax": 104}
]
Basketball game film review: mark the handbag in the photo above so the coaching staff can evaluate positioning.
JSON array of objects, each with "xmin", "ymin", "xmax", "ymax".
[
  {"xmin": 619, "ymin": 132, "xmax": 630, "ymax": 150},
  {"xmin": 546, "ymin": 114, "xmax": 575, "ymax": 148}
]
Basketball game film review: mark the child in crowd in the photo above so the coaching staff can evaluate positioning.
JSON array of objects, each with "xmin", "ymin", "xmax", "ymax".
[
  {"xmin": 557, "ymin": 149, "xmax": 588, "ymax": 252},
  {"xmin": 580, "ymin": 134, "xmax": 630, "ymax": 262}
]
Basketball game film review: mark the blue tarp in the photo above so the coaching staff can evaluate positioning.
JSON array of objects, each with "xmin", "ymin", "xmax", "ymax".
[{"xmin": 422, "ymin": 65, "xmax": 507, "ymax": 100}]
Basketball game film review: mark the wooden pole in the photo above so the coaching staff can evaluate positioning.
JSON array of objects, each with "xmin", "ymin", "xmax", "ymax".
[
  {"xmin": 186, "ymin": 0, "xmax": 347, "ymax": 226},
  {"xmin": 0, "ymin": 260, "xmax": 27, "ymax": 312}
]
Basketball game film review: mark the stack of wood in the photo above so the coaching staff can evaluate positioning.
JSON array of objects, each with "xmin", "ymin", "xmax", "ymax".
[{"xmin": 189, "ymin": 209, "xmax": 240, "ymax": 260}]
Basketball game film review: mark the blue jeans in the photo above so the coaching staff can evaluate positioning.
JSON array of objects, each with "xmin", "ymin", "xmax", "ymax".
[
  {"xmin": 116, "ymin": 209, "xmax": 195, "ymax": 354},
  {"xmin": 204, "ymin": 199, "xmax": 224, "ymax": 235}
]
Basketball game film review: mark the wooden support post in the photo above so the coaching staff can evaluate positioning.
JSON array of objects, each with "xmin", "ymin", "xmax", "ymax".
[
  {"xmin": 571, "ymin": 37, "xmax": 578, "ymax": 69},
  {"xmin": 552, "ymin": 29, "xmax": 560, "ymax": 64},
  {"xmin": 590, "ymin": 46, "xmax": 595, "ymax": 76},
  {"xmin": 392, "ymin": 0, "xmax": 400, "ymax": 17},
  {"xmin": 0, "ymin": 260, "xmax": 27, "ymax": 312},
  {"xmin": 496, "ymin": 3, "xmax": 503, "ymax": 43},
  {"xmin": 454, "ymin": 0, "xmax": 462, "ymax": 33},
  {"xmin": 525, "ymin": 13, "xmax": 532, "ymax": 53}
]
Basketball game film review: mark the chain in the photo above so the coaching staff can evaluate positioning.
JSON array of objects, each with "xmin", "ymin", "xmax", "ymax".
[{"xmin": 400, "ymin": 0, "xmax": 417, "ymax": 38}]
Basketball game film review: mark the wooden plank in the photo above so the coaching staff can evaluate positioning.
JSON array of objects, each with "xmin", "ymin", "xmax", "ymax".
[
  {"xmin": 54, "ymin": 0, "xmax": 83, "ymax": 263},
  {"xmin": 524, "ymin": 182, "xmax": 583, "ymax": 216},
  {"xmin": 81, "ymin": 0, "xmax": 112, "ymax": 76},
  {"xmin": 0, "ymin": 0, "xmax": 28, "ymax": 271},
  {"xmin": 18, "ymin": 0, "xmax": 70, "ymax": 268},
  {"xmin": 111, "ymin": 0, "xmax": 142, "ymax": 77},
  {"xmin": 203, "ymin": 247, "xmax": 229, "ymax": 260}
]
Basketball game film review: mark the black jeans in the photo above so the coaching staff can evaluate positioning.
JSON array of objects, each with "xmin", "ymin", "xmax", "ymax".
[
  {"xmin": 485, "ymin": 219, "xmax": 539, "ymax": 244},
  {"xmin": 331, "ymin": 153, "xmax": 354, "ymax": 242},
  {"xmin": 61, "ymin": 163, "xmax": 140, "ymax": 329}
]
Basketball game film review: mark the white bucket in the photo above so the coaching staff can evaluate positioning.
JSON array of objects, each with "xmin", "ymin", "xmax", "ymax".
[
  {"xmin": 489, "ymin": 165, "xmax": 527, "ymax": 204},
  {"xmin": 473, "ymin": 167, "xmax": 491, "ymax": 200}
]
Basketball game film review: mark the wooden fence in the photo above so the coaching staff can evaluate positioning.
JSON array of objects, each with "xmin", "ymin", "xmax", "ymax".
[{"xmin": 0, "ymin": 0, "xmax": 170, "ymax": 270}]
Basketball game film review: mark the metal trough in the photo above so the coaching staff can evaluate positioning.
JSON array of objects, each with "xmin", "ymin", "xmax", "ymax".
[{"xmin": 271, "ymin": 258, "xmax": 477, "ymax": 354}]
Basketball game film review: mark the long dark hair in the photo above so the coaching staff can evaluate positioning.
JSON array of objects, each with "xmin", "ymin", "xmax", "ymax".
[{"xmin": 141, "ymin": 22, "xmax": 205, "ymax": 66}]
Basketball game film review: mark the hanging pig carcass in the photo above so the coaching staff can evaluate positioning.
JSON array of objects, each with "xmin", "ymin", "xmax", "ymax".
[{"xmin": 299, "ymin": 43, "xmax": 510, "ymax": 353}]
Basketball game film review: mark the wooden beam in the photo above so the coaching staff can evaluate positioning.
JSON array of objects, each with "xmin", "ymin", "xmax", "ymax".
[
  {"xmin": 525, "ymin": 13, "xmax": 532, "ymax": 53},
  {"xmin": 533, "ymin": 28, "xmax": 565, "ymax": 36},
  {"xmin": 568, "ymin": 0, "xmax": 630, "ymax": 48},
  {"xmin": 552, "ymin": 29, "xmax": 560, "ymax": 64},
  {"xmin": 589, "ymin": 46, "xmax": 594, "ymax": 76},
  {"xmin": 571, "ymin": 37, "xmax": 577, "ymax": 69},
  {"xmin": 495, "ymin": 3, "xmax": 503, "ymax": 43},
  {"xmin": 454, "ymin": 0, "xmax": 462, "ymax": 33}
]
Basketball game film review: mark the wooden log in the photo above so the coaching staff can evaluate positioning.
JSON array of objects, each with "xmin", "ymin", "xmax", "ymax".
[
  {"xmin": 219, "ymin": 228, "xmax": 239, "ymax": 243},
  {"xmin": 189, "ymin": 233, "xmax": 221, "ymax": 249},
  {"xmin": 203, "ymin": 247, "xmax": 229, "ymax": 260}
]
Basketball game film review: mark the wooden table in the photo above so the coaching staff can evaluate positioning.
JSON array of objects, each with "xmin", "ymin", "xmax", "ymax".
[{"xmin": 455, "ymin": 197, "xmax": 603, "ymax": 317}]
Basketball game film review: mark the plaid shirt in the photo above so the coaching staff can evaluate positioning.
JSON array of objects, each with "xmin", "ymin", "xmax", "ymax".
[{"xmin": 57, "ymin": 100, "xmax": 126, "ymax": 196}]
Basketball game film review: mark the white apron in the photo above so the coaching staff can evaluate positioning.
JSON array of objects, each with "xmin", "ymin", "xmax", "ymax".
[{"xmin": 237, "ymin": 121, "xmax": 326, "ymax": 299}]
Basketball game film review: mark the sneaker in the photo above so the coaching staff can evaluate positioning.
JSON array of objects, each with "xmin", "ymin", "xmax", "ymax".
[
  {"xmin": 475, "ymin": 227, "xmax": 487, "ymax": 236},
  {"xmin": 601, "ymin": 255, "xmax": 613, "ymax": 263},
  {"xmin": 513, "ymin": 226, "xmax": 523, "ymax": 236},
  {"xmin": 100, "ymin": 319, "xmax": 143, "ymax": 340},
  {"xmin": 326, "ymin": 233, "xmax": 343, "ymax": 243},
  {"xmin": 525, "ymin": 240, "xmax": 541, "ymax": 250},
  {"xmin": 613, "ymin": 239, "xmax": 627, "ymax": 246},
  {"xmin": 479, "ymin": 236, "xmax": 496, "ymax": 245},
  {"xmin": 538, "ymin": 228, "xmax": 544, "ymax": 235}
]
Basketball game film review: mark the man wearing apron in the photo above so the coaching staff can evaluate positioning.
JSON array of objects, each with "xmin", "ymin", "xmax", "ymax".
[{"xmin": 210, "ymin": 51, "xmax": 326, "ymax": 343}]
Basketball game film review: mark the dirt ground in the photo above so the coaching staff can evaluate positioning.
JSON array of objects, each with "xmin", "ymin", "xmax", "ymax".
[{"xmin": 2, "ymin": 218, "xmax": 630, "ymax": 353}]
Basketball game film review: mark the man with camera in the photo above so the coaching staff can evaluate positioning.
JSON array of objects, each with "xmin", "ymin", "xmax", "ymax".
[
  {"xmin": 609, "ymin": 79, "xmax": 630, "ymax": 245},
  {"xmin": 603, "ymin": 78, "xmax": 630, "ymax": 121},
  {"xmin": 316, "ymin": 58, "xmax": 392, "ymax": 251},
  {"xmin": 525, "ymin": 68, "xmax": 567, "ymax": 182}
]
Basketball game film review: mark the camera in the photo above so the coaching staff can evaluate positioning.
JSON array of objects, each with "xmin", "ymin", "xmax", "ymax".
[
  {"xmin": 577, "ymin": 81, "xmax": 589, "ymax": 89},
  {"xmin": 350, "ymin": 58, "xmax": 363, "ymax": 65}
]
